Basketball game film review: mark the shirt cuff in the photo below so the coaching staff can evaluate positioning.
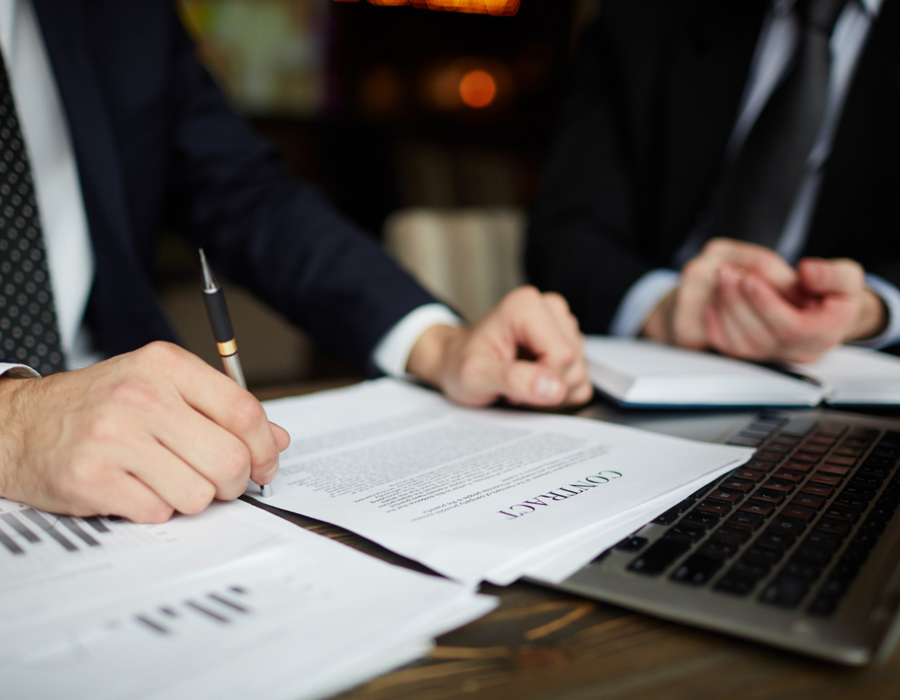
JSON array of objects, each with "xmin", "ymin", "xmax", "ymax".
[
  {"xmin": 852, "ymin": 274, "xmax": 900, "ymax": 349},
  {"xmin": 609, "ymin": 269, "xmax": 681, "ymax": 337},
  {"xmin": 0, "ymin": 363, "xmax": 40, "ymax": 379},
  {"xmin": 372, "ymin": 303, "xmax": 463, "ymax": 379}
]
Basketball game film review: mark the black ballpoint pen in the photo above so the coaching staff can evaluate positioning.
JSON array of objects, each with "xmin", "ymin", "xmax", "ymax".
[{"xmin": 199, "ymin": 249, "xmax": 274, "ymax": 498}]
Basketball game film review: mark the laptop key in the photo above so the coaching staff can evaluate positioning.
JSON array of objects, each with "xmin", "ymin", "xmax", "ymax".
[
  {"xmin": 781, "ymin": 504, "xmax": 816, "ymax": 521},
  {"xmin": 711, "ymin": 525, "xmax": 753, "ymax": 545},
  {"xmin": 733, "ymin": 468, "xmax": 766, "ymax": 482},
  {"xmin": 628, "ymin": 539, "xmax": 690, "ymax": 576},
  {"xmin": 809, "ymin": 473, "xmax": 842, "ymax": 487},
  {"xmin": 792, "ymin": 544, "xmax": 833, "ymax": 566},
  {"xmin": 782, "ymin": 558, "xmax": 823, "ymax": 581},
  {"xmin": 728, "ymin": 435, "xmax": 764, "ymax": 447},
  {"xmin": 740, "ymin": 501, "xmax": 776, "ymax": 517},
  {"xmin": 695, "ymin": 499, "xmax": 732, "ymax": 515},
  {"xmin": 804, "ymin": 530, "xmax": 843, "ymax": 550},
  {"xmin": 822, "ymin": 505, "xmax": 861, "ymax": 523},
  {"xmin": 835, "ymin": 493, "xmax": 869, "ymax": 510},
  {"xmin": 614, "ymin": 536, "xmax": 648, "ymax": 553},
  {"xmin": 742, "ymin": 545, "xmax": 784, "ymax": 567},
  {"xmin": 753, "ymin": 489, "xmax": 786, "ymax": 505},
  {"xmin": 671, "ymin": 554, "xmax": 723, "ymax": 586},
  {"xmin": 781, "ymin": 418, "xmax": 817, "ymax": 437},
  {"xmin": 800, "ymin": 483, "xmax": 834, "ymax": 497},
  {"xmin": 668, "ymin": 524, "xmax": 706, "ymax": 543},
  {"xmin": 762, "ymin": 479, "xmax": 794, "ymax": 494},
  {"xmin": 707, "ymin": 488, "xmax": 744, "ymax": 504},
  {"xmin": 698, "ymin": 540, "xmax": 739, "ymax": 560},
  {"xmin": 757, "ymin": 529, "xmax": 795, "ymax": 551},
  {"xmin": 791, "ymin": 493, "xmax": 825, "ymax": 509},
  {"xmin": 727, "ymin": 511, "xmax": 764, "ymax": 530},
  {"xmin": 720, "ymin": 478, "xmax": 754, "ymax": 493},
  {"xmin": 770, "ymin": 515, "xmax": 807, "ymax": 537},
  {"xmin": 680, "ymin": 510, "xmax": 720, "ymax": 529},
  {"xmin": 815, "ymin": 518, "xmax": 852, "ymax": 537},
  {"xmin": 761, "ymin": 576, "xmax": 810, "ymax": 608}
]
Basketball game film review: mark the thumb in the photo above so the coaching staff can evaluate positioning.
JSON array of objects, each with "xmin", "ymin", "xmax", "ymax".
[
  {"xmin": 799, "ymin": 258, "xmax": 864, "ymax": 297},
  {"xmin": 463, "ymin": 356, "xmax": 567, "ymax": 407}
]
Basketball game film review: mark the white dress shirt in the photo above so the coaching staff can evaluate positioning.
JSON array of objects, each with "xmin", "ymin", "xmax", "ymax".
[
  {"xmin": 610, "ymin": 0, "xmax": 900, "ymax": 350},
  {"xmin": 0, "ymin": 0, "xmax": 459, "ymax": 380}
]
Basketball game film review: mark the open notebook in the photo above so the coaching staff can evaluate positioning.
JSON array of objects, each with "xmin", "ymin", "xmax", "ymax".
[{"xmin": 585, "ymin": 337, "xmax": 900, "ymax": 407}]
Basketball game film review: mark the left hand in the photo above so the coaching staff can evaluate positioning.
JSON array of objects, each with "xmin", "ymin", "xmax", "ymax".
[
  {"xmin": 705, "ymin": 257, "xmax": 888, "ymax": 363},
  {"xmin": 406, "ymin": 286, "xmax": 593, "ymax": 407}
]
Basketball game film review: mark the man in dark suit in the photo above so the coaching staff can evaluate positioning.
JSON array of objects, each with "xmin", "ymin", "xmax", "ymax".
[
  {"xmin": 528, "ymin": 0, "xmax": 898, "ymax": 363},
  {"xmin": 0, "ymin": 0, "xmax": 591, "ymax": 522}
]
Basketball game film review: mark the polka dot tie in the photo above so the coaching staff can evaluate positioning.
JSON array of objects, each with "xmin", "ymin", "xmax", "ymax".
[{"xmin": 0, "ymin": 53, "xmax": 65, "ymax": 375}]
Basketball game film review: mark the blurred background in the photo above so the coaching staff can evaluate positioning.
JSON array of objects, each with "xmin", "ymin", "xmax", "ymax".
[{"xmin": 160, "ymin": 0, "xmax": 599, "ymax": 388}]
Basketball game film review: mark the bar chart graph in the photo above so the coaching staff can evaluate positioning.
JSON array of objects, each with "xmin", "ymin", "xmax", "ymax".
[
  {"xmin": 0, "ymin": 503, "xmax": 158, "ymax": 583},
  {"xmin": 134, "ymin": 585, "xmax": 254, "ymax": 636}
]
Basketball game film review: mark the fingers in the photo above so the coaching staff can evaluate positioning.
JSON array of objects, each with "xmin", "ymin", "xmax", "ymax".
[
  {"xmin": 707, "ymin": 266, "xmax": 778, "ymax": 359},
  {"xmin": 91, "ymin": 471, "xmax": 175, "ymax": 524},
  {"xmin": 462, "ymin": 354, "xmax": 569, "ymax": 407},
  {"xmin": 798, "ymin": 258, "xmax": 864, "ymax": 297},
  {"xmin": 148, "ymin": 400, "xmax": 253, "ymax": 500},
  {"xmin": 126, "ymin": 440, "xmax": 218, "ymax": 515},
  {"xmin": 420, "ymin": 288, "xmax": 593, "ymax": 408},
  {"xmin": 671, "ymin": 239, "xmax": 798, "ymax": 350},
  {"xmin": 136, "ymin": 343, "xmax": 282, "ymax": 486},
  {"xmin": 702, "ymin": 238, "xmax": 797, "ymax": 290},
  {"xmin": 502, "ymin": 288, "xmax": 579, "ymax": 378}
]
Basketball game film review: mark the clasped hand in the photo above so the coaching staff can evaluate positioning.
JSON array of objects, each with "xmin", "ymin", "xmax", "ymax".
[{"xmin": 643, "ymin": 238, "xmax": 887, "ymax": 363}]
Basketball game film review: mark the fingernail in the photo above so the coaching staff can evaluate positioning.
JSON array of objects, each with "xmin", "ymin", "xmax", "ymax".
[{"xmin": 535, "ymin": 376, "xmax": 562, "ymax": 399}]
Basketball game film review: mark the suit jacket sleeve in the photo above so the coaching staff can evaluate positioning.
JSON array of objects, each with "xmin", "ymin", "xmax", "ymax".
[
  {"xmin": 163, "ymin": 12, "xmax": 435, "ymax": 374},
  {"xmin": 526, "ymin": 16, "xmax": 666, "ymax": 335}
]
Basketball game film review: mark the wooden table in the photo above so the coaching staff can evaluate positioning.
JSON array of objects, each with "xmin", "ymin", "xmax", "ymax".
[{"xmin": 250, "ymin": 381, "xmax": 900, "ymax": 700}]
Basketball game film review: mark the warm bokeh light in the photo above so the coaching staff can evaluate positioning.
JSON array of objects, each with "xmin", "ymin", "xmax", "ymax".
[
  {"xmin": 342, "ymin": 0, "xmax": 520, "ymax": 16},
  {"xmin": 459, "ymin": 70, "xmax": 497, "ymax": 109}
]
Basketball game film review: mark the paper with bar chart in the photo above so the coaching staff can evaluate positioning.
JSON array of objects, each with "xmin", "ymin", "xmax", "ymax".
[{"xmin": 0, "ymin": 499, "xmax": 495, "ymax": 700}]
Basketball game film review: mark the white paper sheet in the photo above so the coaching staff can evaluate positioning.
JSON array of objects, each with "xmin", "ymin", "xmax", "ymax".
[
  {"xmin": 0, "ymin": 500, "xmax": 496, "ymax": 700},
  {"xmin": 253, "ymin": 379, "xmax": 753, "ymax": 586}
]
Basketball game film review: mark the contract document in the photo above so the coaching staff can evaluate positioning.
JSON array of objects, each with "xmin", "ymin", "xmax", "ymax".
[
  {"xmin": 0, "ymin": 499, "xmax": 495, "ymax": 700},
  {"xmin": 253, "ymin": 379, "xmax": 754, "ymax": 585}
]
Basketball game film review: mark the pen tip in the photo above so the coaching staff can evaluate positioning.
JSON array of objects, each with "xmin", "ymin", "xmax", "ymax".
[{"xmin": 198, "ymin": 249, "xmax": 218, "ymax": 292}]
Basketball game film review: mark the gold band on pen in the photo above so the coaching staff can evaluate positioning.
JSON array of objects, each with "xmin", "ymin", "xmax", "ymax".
[{"xmin": 217, "ymin": 339, "xmax": 238, "ymax": 356}]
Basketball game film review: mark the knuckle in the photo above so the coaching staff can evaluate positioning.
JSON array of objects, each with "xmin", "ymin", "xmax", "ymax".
[
  {"xmin": 228, "ymin": 395, "xmax": 266, "ymax": 433},
  {"xmin": 220, "ymin": 443, "xmax": 251, "ymax": 482},
  {"xmin": 180, "ymin": 481, "xmax": 217, "ymax": 515},
  {"xmin": 59, "ymin": 456, "xmax": 100, "ymax": 499},
  {"xmin": 139, "ymin": 503, "xmax": 175, "ymax": 524},
  {"xmin": 108, "ymin": 377, "xmax": 159, "ymax": 412},
  {"xmin": 457, "ymin": 355, "xmax": 482, "ymax": 387},
  {"xmin": 136, "ymin": 341, "xmax": 185, "ymax": 367}
]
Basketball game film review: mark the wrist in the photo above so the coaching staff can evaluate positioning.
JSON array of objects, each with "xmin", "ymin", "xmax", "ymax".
[
  {"xmin": 405, "ymin": 324, "xmax": 466, "ymax": 389},
  {"xmin": 848, "ymin": 289, "xmax": 888, "ymax": 342},
  {"xmin": 0, "ymin": 376, "xmax": 33, "ymax": 498},
  {"xmin": 641, "ymin": 289, "xmax": 675, "ymax": 343}
]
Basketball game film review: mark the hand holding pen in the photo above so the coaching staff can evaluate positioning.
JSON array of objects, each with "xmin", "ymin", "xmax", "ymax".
[{"xmin": 200, "ymin": 249, "xmax": 275, "ymax": 498}]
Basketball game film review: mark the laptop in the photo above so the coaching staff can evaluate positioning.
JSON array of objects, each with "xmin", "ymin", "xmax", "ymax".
[{"xmin": 538, "ymin": 405, "xmax": 900, "ymax": 665}]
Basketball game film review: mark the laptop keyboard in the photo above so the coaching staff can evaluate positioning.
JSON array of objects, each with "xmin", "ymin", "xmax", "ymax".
[{"xmin": 607, "ymin": 412, "xmax": 900, "ymax": 617}]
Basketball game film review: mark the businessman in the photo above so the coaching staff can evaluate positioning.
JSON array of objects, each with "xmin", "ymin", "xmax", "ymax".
[
  {"xmin": 528, "ymin": 0, "xmax": 900, "ymax": 364},
  {"xmin": 0, "ymin": 0, "xmax": 591, "ymax": 523}
]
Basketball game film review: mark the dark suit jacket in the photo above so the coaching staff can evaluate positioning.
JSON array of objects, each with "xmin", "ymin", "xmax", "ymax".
[
  {"xmin": 527, "ymin": 0, "xmax": 900, "ymax": 346},
  {"xmin": 31, "ymin": 0, "xmax": 434, "ymax": 374}
]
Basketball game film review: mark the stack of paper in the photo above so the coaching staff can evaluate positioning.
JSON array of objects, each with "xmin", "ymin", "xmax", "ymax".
[
  {"xmin": 254, "ymin": 379, "xmax": 754, "ymax": 586},
  {"xmin": 0, "ymin": 499, "xmax": 495, "ymax": 700}
]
